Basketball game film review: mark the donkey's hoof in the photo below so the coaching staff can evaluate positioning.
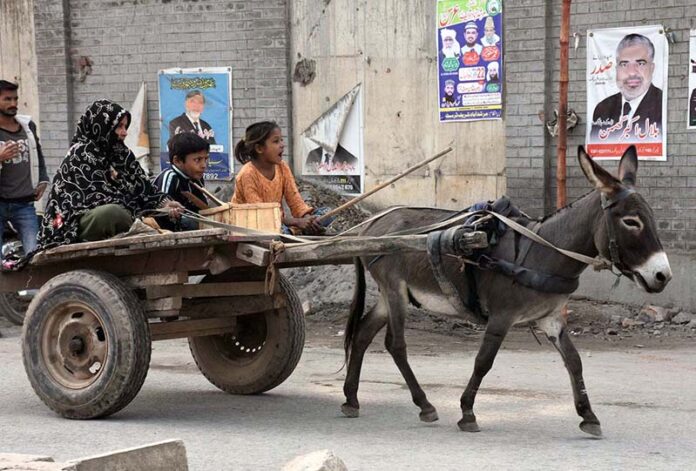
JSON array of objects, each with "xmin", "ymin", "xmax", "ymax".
[
  {"xmin": 457, "ymin": 418, "xmax": 480, "ymax": 432},
  {"xmin": 341, "ymin": 403, "xmax": 360, "ymax": 418},
  {"xmin": 580, "ymin": 421, "xmax": 603, "ymax": 437},
  {"xmin": 419, "ymin": 408, "xmax": 439, "ymax": 423}
]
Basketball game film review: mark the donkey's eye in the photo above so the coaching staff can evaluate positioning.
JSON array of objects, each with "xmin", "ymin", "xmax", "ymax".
[{"xmin": 621, "ymin": 217, "xmax": 642, "ymax": 230}]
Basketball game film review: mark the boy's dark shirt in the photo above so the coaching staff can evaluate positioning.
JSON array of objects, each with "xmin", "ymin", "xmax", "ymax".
[{"xmin": 153, "ymin": 165, "xmax": 207, "ymax": 230}]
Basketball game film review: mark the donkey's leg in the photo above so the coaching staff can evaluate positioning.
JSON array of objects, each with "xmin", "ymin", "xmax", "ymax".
[
  {"xmin": 383, "ymin": 284, "xmax": 438, "ymax": 422},
  {"xmin": 458, "ymin": 319, "xmax": 510, "ymax": 432},
  {"xmin": 342, "ymin": 300, "xmax": 388, "ymax": 418},
  {"xmin": 538, "ymin": 315, "xmax": 602, "ymax": 437}
]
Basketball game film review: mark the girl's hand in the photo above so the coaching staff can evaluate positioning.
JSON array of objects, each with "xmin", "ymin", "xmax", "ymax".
[{"xmin": 293, "ymin": 215, "xmax": 324, "ymax": 235}]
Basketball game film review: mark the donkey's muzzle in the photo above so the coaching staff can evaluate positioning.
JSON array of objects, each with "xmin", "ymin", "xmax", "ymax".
[{"xmin": 633, "ymin": 251, "xmax": 672, "ymax": 293}]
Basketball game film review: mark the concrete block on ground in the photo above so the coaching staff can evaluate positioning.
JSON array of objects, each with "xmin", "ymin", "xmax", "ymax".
[
  {"xmin": 64, "ymin": 439, "xmax": 188, "ymax": 471},
  {"xmin": 0, "ymin": 453, "xmax": 62, "ymax": 471},
  {"xmin": 282, "ymin": 450, "xmax": 348, "ymax": 471}
]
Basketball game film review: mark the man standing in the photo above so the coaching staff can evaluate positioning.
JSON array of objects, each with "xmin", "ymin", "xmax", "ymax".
[
  {"xmin": 591, "ymin": 34, "xmax": 662, "ymax": 139},
  {"xmin": 0, "ymin": 80, "xmax": 49, "ymax": 259},
  {"xmin": 168, "ymin": 90, "xmax": 217, "ymax": 144}
]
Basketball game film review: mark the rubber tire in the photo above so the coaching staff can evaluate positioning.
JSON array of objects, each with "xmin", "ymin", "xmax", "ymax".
[
  {"xmin": 189, "ymin": 274, "xmax": 305, "ymax": 394},
  {"xmin": 22, "ymin": 270, "xmax": 151, "ymax": 419},
  {"xmin": 0, "ymin": 292, "xmax": 29, "ymax": 325}
]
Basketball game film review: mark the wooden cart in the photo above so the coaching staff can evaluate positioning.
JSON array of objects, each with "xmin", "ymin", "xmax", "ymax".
[{"xmin": 0, "ymin": 227, "xmax": 486, "ymax": 419}]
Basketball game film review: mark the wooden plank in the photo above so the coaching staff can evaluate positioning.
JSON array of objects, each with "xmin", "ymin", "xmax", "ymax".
[
  {"xmin": 38, "ymin": 229, "xmax": 228, "ymax": 257},
  {"xmin": 145, "ymin": 297, "xmax": 182, "ymax": 311},
  {"xmin": 146, "ymin": 281, "xmax": 266, "ymax": 299},
  {"xmin": 277, "ymin": 234, "xmax": 428, "ymax": 263},
  {"xmin": 150, "ymin": 317, "xmax": 238, "ymax": 341},
  {"xmin": 179, "ymin": 295, "xmax": 279, "ymax": 319},
  {"xmin": 148, "ymin": 309, "xmax": 181, "ymax": 319},
  {"xmin": 124, "ymin": 272, "xmax": 188, "ymax": 288},
  {"xmin": 277, "ymin": 232, "xmax": 488, "ymax": 265},
  {"xmin": 1, "ymin": 246, "xmax": 247, "ymax": 292},
  {"xmin": 235, "ymin": 243, "xmax": 270, "ymax": 266}
]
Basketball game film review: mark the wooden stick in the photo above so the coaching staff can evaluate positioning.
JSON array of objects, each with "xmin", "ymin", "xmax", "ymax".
[
  {"xmin": 191, "ymin": 182, "xmax": 226, "ymax": 207},
  {"xmin": 316, "ymin": 146, "xmax": 453, "ymax": 224},
  {"xmin": 181, "ymin": 191, "xmax": 209, "ymax": 210}
]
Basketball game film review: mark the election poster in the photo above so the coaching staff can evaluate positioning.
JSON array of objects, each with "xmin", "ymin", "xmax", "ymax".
[
  {"xmin": 688, "ymin": 30, "xmax": 696, "ymax": 129},
  {"xmin": 586, "ymin": 25, "xmax": 667, "ymax": 160},
  {"xmin": 436, "ymin": 0, "xmax": 503, "ymax": 123},
  {"xmin": 300, "ymin": 84, "xmax": 364, "ymax": 196},
  {"xmin": 158, "ymin": 67, "xmax": 233, "ymax": 179}
]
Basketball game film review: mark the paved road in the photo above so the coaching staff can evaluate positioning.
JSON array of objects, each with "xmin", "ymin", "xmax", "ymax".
[{"xmin": 1, "ymin": 324, "xmax": 695, "ymax": 470}]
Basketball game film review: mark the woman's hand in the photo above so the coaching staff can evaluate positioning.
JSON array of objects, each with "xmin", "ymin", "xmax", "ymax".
[{"xmin": 164, "ymin": 200, "xmax": 185, "ymax": 219}]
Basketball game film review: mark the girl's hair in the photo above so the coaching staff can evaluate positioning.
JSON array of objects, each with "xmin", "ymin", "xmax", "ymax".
[{"xmin": 234, "ymin": 121, "xmax": 280, "ymax": 164}]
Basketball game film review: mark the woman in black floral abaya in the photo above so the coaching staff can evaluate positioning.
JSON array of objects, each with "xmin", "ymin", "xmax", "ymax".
[{"xmin": 38, "ymin": 100, "xmax": 182, "ymax": 251}]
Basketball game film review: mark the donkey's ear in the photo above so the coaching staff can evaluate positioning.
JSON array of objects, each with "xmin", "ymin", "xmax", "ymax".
[
  {"xmin": 577, "ymin": 146, "xmax": 620, "ymax": 193},
  {"xmin": 618, "ymin": 145, "xmax": 638, "ymax": 187}
]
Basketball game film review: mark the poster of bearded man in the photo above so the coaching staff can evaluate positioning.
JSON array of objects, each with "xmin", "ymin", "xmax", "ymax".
[{"xmin": 586, "ymin": 25, "xmax": 668, "ymax": 161}]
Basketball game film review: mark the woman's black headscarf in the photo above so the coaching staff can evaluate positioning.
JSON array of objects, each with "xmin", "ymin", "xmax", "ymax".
[{"xmin": 38, "ymin": 100, "xmax": 167, "ymax": 250}]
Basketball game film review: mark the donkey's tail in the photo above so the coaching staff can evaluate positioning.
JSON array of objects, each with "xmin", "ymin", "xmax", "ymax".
[{"xmin": 344, "ymin": 257, "xmax": 366, "ymax": 364}]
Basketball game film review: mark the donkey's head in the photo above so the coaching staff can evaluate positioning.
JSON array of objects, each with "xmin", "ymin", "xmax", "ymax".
[{"xmin": 578, "ymin": 145, "xmax": 671, "ymax": 293}]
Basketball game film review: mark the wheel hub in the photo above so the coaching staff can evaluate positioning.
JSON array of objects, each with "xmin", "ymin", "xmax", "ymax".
[{"xmin": 41, "ymin": 302, "xmax": 108, "ymax": 389}]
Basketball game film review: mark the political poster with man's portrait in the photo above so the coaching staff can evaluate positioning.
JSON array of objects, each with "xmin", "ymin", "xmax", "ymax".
[
  {"xmin": 158, "ymin": 67, "xmax": 232, "ymax": 179},
  {"xmin": 687, "ymin": 30, "xmax": 696, "ymax": 130},
  {"xmin": 586, "ymin": 25, "xmax": 668, "ymax": 161},
  {"xmin": 436, "ymin": 0, "xmax": 503, "ymax": 123}
]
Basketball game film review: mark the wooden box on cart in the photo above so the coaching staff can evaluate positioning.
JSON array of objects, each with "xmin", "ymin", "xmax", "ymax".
[{"xmin": 199, "ymin": 202, "xmax": 282, "ymax": 233}]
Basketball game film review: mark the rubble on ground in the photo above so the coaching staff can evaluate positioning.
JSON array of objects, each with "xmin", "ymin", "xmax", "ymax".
[{"xmin": 295, "ymin": 178, "xmax": 370, "ymax": 233}]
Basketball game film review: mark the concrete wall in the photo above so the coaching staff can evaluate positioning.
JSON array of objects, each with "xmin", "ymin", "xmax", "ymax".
[
  {"xmin": 33, "ymin": 0, "xmax": 292, "ymax": 180},
  {"xmin": 289, "ymin": 0, "xmax": 506, "ymax": 210},
  {"xmin": 0, "ymin": 0, "xmax": 40, "ymax": 124}
]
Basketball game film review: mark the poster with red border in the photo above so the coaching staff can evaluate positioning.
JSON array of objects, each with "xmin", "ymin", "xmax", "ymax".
[{"xmin": 586, "ymin": 25, "xmax": 667, "ymax": 161}]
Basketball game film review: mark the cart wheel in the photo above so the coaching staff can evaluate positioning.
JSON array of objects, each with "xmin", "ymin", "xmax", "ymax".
[
  {"xmin": 0, "ymin": 292, "xmax": 30, "ymax": 325},
  {"xmin": 22, "ymin": 270, "xmax": 150, "ymax": 419},
  {"xmin": 189, "ymin": 274, "xmax": 305, "ymax": 394}
]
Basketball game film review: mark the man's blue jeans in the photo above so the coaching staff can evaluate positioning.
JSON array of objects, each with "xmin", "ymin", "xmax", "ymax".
[{"xmin": 0, "ymin": 201, "xmax": 39, "ymax": 257}]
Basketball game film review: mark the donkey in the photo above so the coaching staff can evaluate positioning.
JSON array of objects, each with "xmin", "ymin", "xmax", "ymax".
[{"xmin": 342, "ymin": 146, "xmax": 671, "ymax": 436}]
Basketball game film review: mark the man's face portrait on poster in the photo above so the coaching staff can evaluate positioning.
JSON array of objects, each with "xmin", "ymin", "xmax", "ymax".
[
  {"xmin": 444, "ymin": 81, "xmax": 455, "ymax": 98},
  {"xmin": 465, "ymin": 26, "xmax": 478, "ymax": 47},
  {"xmin": 185, "ymin": 92, "xmax": 206, "ymax": 119},
  {"xmin": 616, "ymin": 39, "xmax": 656, "ymax": 101}
]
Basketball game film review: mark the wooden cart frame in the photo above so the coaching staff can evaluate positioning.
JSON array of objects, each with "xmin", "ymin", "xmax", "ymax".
[{"xmin": 1, "ymin": 228, "xmax": 485, "ymax": 419}]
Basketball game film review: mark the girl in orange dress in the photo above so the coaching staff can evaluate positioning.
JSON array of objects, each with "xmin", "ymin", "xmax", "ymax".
[{"xmin": 232, "ymin": 121, "xmax": 324, "ymax": 234}]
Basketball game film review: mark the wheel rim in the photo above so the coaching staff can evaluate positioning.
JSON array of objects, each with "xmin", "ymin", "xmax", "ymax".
[
  {"xmin": 5, "ymin": 292, "xmax": 31, "ymax": 313},
  {"xmin": 40, "ymin": 301, "xmax": 109, "ymax": 389},
  {"xmin": 213, "ymin": 312, "xmax": 268, "ymax": 364}
]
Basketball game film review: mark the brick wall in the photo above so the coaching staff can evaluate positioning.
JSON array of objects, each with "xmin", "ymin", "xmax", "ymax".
[
  {"xmin": 33, "ymin": 0, "xmax": 74, "ymax": 179},
  {"xmin": 33, "ymin": 0, "xmax": 291, "ymax": 182},
  {"xmin": 505, "ymin": 0, "xmax": 696, "ymax": 251}
]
